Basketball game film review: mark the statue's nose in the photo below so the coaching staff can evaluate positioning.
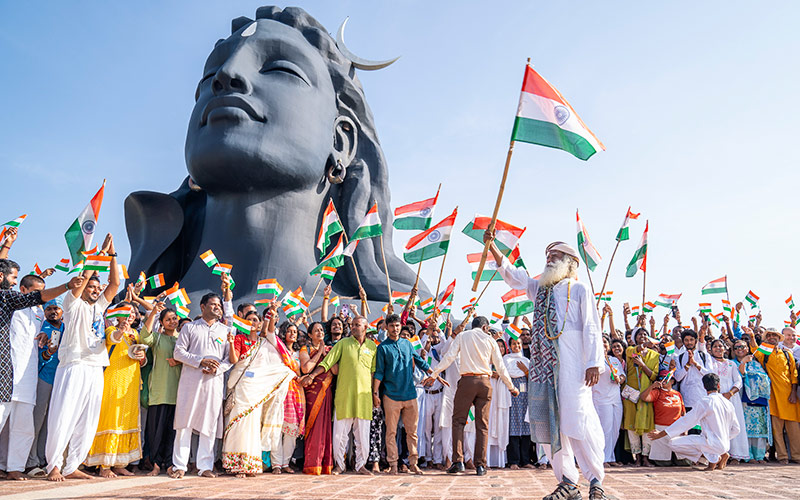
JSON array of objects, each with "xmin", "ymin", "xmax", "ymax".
[{"xmin": 212, "ymin": 58, "xmax": 252, "ymax": 96}]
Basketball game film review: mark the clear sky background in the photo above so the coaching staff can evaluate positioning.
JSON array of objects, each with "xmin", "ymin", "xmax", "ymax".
[{"xmin": 2, "ymin": 1, "xmax": 799, "ymax": 329}]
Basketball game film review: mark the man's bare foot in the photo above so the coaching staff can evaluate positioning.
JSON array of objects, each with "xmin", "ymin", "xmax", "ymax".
[
  {"xmin": 282, "ymin": 467, "xmax": 294, "ymax": 474},
  {"xmin": 6, "ymin": 471, "xmax": 27, "ymax": 481},
  {"xmin": 235, "ymin": 472, "xmax": 247, "ymax": 478},
  {"xmin": 146, "ymin": 464, "xmax": 160, "ymax": 476},
  {"xmin": 370, "ymin": 462, "xmax": 380, "ymax": 473},
  {"xmin": 65, "ymin": 469, "xmax": 94, "ymax": 479},
  {"xmin": 522, "ymin": 463, "xmax": 535, "ymax": 469},
  {"xmin": 704, "ymin": 461, "xmax": 718, "ymax": 472},
  {"xmin": 199, "ymin": 470, "xmax": 216, "ymax": 478},
  {"xmin": 642, "ymin": 457, "xmax": 655, "ymax": 467},
  {"xmin": 272, "ymin": 467, "xmax": 282, "ymax": 474},
  {"xmin": 408, "ymin": 464, "xmax": 423, "ymax": 475},
  {"xmin": 386, "ymin": 464, "xmax": 398, "ymax": 475},
  {"xmin": 444, "ymin": 458, "xmax": 451, "ymax": 469},
  {"xmin": 167, "ymin": 466, "xmax": 184, "ymax": 479},
  {"xmin": 47, "ymin": 468, "xmax": 64, "ymax": 482},
  {"xmin": 112, "ymin": 467, "xmax": 133, "ymax": 476},
  {"xmin": 331, "ymin": 466, "xmax": 343, "ymax": 475},
  {"xmin": 98, "ymin": 468, "xmax": 117, "ymax": 478},
  {"xmin": 356, "ymin": 466, "xmax": 373, "ymax": 476},
  {"xmin": 718, "ymin": 453, "xmax": 730, "ymax": 470},
  {"xmin": 510, "ymin": 464, "xmax": 520, "ymax": 470}
]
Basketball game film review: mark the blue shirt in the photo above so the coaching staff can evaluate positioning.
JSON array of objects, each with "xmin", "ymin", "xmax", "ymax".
[
  {"xmin": 38, "ymin": 320, "xmax": 64, "ymax": 385},
  {"xmin": 375, "ymin": 337, "xmax": 429, "ymax": 402}
]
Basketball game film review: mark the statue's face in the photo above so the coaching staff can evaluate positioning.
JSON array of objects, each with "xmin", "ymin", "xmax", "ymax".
[{"xmin": 186, "ymin": 20, "xmax": 337, "ymax": 192}]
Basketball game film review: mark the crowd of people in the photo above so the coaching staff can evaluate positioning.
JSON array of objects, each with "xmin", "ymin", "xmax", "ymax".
[{"xmin": 0, "ymin": 226, "xmax": 798, "ymax": 500}]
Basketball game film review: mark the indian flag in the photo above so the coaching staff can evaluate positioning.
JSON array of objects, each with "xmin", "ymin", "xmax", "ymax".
[
  {"xmin": 232, "ymin": 315, "xmax": 252, "ymax": 334},
  {"xmin": 118, "ymin": 264, "xmax": 129, "ymax": 280},
  {"xmin": 467, "ymin": 408, "xmax": 475, "ymax": 423},
  {"xmin": 175, "ymin": 306, "xmax": 190, "ymax": 319},
  {"xmin": 54, "ymin": 258, "xmax": 71, "ymax": 273},
  {"xmin": 212, "ymin": 263, "xmax": 232, "ymax": 276},
  {"xmin": 403, "ymin": 208, "xmax": 457, "ymax": 264},
  {"xmin": 595, "ymin": 291, "xmax": 613, "ymax": 302},
  {"xmin": 699, "ymin": 302, "xmax": 712, "ymax": 314},
  {"xmin": 616, "ymin": 206, "xmax": 640, "ymax": 242},
  {"xmin": 391, "ymin": 291, "xmax": 419, "ymax": 307},
  {"xmin": 68, "ymin": 260, "xmax": 84, "ymax": 274},
  {"xmin": 409, "ymin": 335, "xmax": 423, "ymax": 351},
  {"xmin": 625, "ymin": 221, "xmax": 648, "ymax": 278},
  {"xmin": 2, "ymin": 214, "xmax": 27, "ymax": 228},
  {"xmin": 166, "ymin": 283, "xmax": 190, "ymax": 307},
  {"xmin": 199, "ymin": 250, "xmax": 218, "ymax": 267},
  {"xmin": 84, "ymin": 255, "xmax": 112, "ymax": 272},
  {"xmin": 490, "ymin": 312, "xmax": 504, "ymax": 324},
  {"xmin": 81, "ymin": 245, "xmax": 99, "ymax": 257},
  {"xmin": 283, "ymin": 287, "xmax": 305, "ymax": 309},
  {"xmin": 501, "ymin": 289, "xmax": 534, "ymax": 317},
  {"xmin": 510, "ymin": 64, "xmax": 604, "ymax": 161},
  {"xmin": 440, "ymin": 299, "xmax": 453, "ymax": 316},
  {"xmin": 106, "ymin": 306, "xmax": 131, "ymax": 319},
  {"xmin": 662, "ymin": 368, "xmax": 677, "ymax": 385},
  {"xmin": 285, "ymin": 297, "xmax": 310, "ymax": 317},
  {"xmin": 642, "ymin": 302, "xmax": 655, "ymax": 313},
  {"xmin": 65, "ymin": 180, "xmax": 105, "ymax": 265},
  {"xmin": 722, "ymin": 299, "xmax": 732, "ymax": 314},
  {"xmin": 701, "ymin": 277, "xmax": 727, "ymax": 295},
  {"xmin": 462, "ymin": 215, "xmax": 526, "ymax": 255},
  {"xmin": 664, "ymin": 341, "xmax": 676, "ymax": 356},
  {"xmin": 467, "ymin": 246, "xmax": 527, "ymax": 282},
  {"xmin": 148, "ymin": 273, "xmax": 165, "ymax": 288},
  {"xmin": 393, "ymin": 186, "xmax": 439, "ymax": 231},
  {"xmin": 420, "ymin": 297, "xmax": 435, "ymax": 315},
  {"xmin": 311, "ymin": 265, "xmax": 338, "ymax": 282},
  {"xmin": 506, "ymin": 323, "xmax": 522, "ymax": 340},
  {"xmin": 257, "ymin": 279, "xmax": 283, "ymax": 297},
  {"xmin": 787, "ymin": 295, "xmax": 795, "ymax": 310},
  {"xmin": 461, "ymin": 297, "xmax": 478, "ymax": 314},
  {"xmin": 756, "ymin": 343, "xmax": 774, "ymax": 355},
  {"xmin": 329, "ymin": 296, "xmax": 340, "ymax": 308},
  {"xmin": 745, "ymin": 290, "xmax": 759, "ymax": 308},
  {"xmin": 655, "ymin": 293, "xmax": 681, "ymax": 308},
  {"xmin": 317, "ymin": 199, "xmax": 344, "ymax": 255},
  {"xmin": 343, "ymin": 202, "xmax": 383, "ymax": 256},
  {"xmin": 437, "ymin": 279, "xmax": 456, "ymax": 309},
  {"xmin": 31, "ymin": 263, "xmax": 42, "ymax": 276},
  {"xmin": 310, "ymin": 234, "xmax": 345, "ymax": 276},
  {"xmin": 136, "ymin": 271, "xmax": 146, "ymax": 285},
  {"xmin": 631, "ymin": 305, "xmax": 640, "ymax": 316},
  {"xmin": 576, "ymin": 210, "xmax": 602, "ymax": 272}
]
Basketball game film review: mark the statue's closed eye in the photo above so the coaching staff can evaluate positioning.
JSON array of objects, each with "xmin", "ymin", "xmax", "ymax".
[{"xmin": 260, "ymin": 61, "xmax": 310, "ymax": 86}]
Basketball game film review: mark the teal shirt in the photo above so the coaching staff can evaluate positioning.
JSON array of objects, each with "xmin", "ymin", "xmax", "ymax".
[
  {"xmin": 319, "ymin": 336, "xmax": 376, "ymax": 420},
  {"xmin": 375, "ymin": 338, "xmax": 430, "ymax": 402}
]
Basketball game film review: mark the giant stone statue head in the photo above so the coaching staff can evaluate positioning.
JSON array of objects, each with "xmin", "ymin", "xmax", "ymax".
[{"xmin": 125, "ymin": 6, "xmax": 422, "ymax": 307}]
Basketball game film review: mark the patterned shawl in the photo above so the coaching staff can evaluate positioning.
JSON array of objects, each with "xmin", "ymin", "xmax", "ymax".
[
  {"xmin": 528, "ymin": 285, "xmax": 562, "ymax": 453},
  {"xmin": 275, "ymin": 336, "xmax": 306, "ymax": 437}
]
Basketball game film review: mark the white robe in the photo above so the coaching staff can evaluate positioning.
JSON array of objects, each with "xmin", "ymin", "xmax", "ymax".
[
  {"xmin": 487, "ymin": 376, "xmax": 510, "ymax": 467},
  {"xmin": 664, "ymin": 392, "xmax": 740, "ymax": 464},
  {"xmin": 705, "ymin": 355, "xmax": 749, "ymax": 460},
  {"xmin": 592, "ymin": 356, "xmax": 624, "ymax": 463},
  {"xmin": 173, "ymin": 318, "xmax": 232, "ymax": 439}
]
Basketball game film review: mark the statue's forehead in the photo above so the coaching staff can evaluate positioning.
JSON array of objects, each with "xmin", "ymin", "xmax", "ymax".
[{"xmin": 206, "ymin": 20, "xmax": 322, "ymax": 67}]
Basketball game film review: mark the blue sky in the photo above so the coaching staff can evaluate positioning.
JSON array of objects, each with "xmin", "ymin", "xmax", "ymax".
[{"xmin": 2, "ymin": 2, "xmax": 799, "ymax": 329}]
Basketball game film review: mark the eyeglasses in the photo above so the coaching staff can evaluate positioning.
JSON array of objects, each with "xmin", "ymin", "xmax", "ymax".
[{"xmin": 733, "ymin": 345, "xmax": 747, "ymax": 349}]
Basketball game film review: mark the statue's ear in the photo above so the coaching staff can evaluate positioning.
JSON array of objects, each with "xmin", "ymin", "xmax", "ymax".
[{"xmin": 333, "ymin": 116, "xmax": 358, "ymax": 167}]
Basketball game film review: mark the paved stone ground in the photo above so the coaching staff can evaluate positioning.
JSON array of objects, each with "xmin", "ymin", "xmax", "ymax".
[{"xmin": 2, "ymin": 463, "xmax": 798, "ymax": 500}]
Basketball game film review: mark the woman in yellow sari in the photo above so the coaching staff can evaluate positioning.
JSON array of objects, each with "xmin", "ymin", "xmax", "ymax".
[
  {"xmin": 622, "ymin": 326, "xmax": 659, "ymax": 467},
  {"xmin": 85, "ymin": 302, "xmax": 146, "ymax": 477}
]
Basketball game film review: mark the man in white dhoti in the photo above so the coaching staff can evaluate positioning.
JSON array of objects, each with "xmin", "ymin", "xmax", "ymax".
[
  {"xmin": 418, "ymin": 330, "xmax": 445, "ymax": 469},
  {"xmin": 170, "ymin": 292, "xmax": 232, "ymax": 478},
  {"xmin": 648, "ymin": 373, "xmax": 740, "ymax": 471},
  {"xmin": 489, "ymin": 235, "xmax": 607, "ymax": 500},
  {"xmin": 45, "ymin": 233, "xmax": 120, "ymax": 482}
]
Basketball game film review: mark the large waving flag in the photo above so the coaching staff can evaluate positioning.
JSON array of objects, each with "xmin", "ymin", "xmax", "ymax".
[
  {"xmin": 616, "ymin": 207, "xmax": 640, "ymax": 242},
  {"xmin": 65, "ymin": 180, "xmax": 105, "ymax": 265},
  {"xmin": 655, "ymin": 293, "xmax": 682, "ymax": 308},
  {"xmin": 462, "ymin": 215, "xmax": 526, "ymax": 256},
  {"xmin": 467, "ymin": 246, "xmax": 526, "ymax": 282},
  {"xmin": 701, "ymin": 277, "xmax": 728, "ymax": 295},
  {"xmin": 310, "ymin": 234, "xmax": 345, "ymax": 276},
  {"xmin": 501, "ymin": 289, "xmax": 535, "ymax": 317},
  {"xmin": 343, "ymin": 202, "xmax": 383, "ymax": 257},
  {"xmin": 317, "ymin": 199, "xmax": 344, "ymax": 256},
  {"xmin": 625, "ymin": 221, "xmax": 648, "ymax": 278},
  {"xmin": 511, "ymin": 64, "xmax": 605, "ymax": 161},
  {"xmin": 437, "ymin": 279, "xmax": 456, "ymax": 309},
  {"xmin": 403, "ymin": 208, "xmax": 457, "ymax": 264},
  {"xmin": 576, "ymin": 211, "xmax": 602, "ymax": 272},
  {"xmin": 393, "ymin": 186, "xmax": 439, "ymax": 231}
]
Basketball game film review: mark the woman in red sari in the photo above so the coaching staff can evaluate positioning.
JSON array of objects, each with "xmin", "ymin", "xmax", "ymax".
[{"xmin": 299, "ymin": 321, "xmax": 334, "ymax": 474}]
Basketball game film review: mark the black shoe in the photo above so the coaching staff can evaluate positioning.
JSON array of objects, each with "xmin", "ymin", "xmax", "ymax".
[
  {"xmin": 446, "ymin": 462, "xmax": 465, "ymax": 474},
  {"xmin": 588, "ymin": 485, "xmax": 607, "ymax": 500},
  {"xmin": 475, "ymin": 465, "xmax": 487, "ymax": 476},
  {"xmin": 543, "ymin": 481, "xmax": 582, "ymax": 500}
]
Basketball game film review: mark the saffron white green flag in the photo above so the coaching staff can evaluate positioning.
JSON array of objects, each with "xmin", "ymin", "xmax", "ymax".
[
  {"xmin": 625, "ymin": 221, "xmax": 648, "ymax": 278},
  {"xmin": 393, "ymin": 187, "xmax": 439, "ymax": 231},
  {"xmin": 343, "ymin": 202, "xmax": 382, "ymax": 257},
  {"xmin": 701, "ymin": 277, "xmax": 727, "ymax": 295},
  {"xmin": 403, "ymin": 208, "xmax": 457, "ymax": 264},
  {"xmin": 616, "ymin": 207, "xmax": 640, "ymax": 242},
  {"xmin": 65, "ymin": 181, "xmax": 105, "ymax": 266},
  {"xmin": 501, "ymin": 289, "xmax": 534, "ymax": 317},
  {"xmin": 317, "ymin": 199, "xmax": 344, "ymax": 255},
  {"xmin": 576, "ymin": 210, "xmax": 601, "ymax": 272}
]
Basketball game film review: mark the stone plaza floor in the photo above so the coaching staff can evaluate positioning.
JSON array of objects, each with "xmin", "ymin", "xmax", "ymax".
[{"xmin": 1, "ymin": 463, "xmax": 797, "ymax": 500}]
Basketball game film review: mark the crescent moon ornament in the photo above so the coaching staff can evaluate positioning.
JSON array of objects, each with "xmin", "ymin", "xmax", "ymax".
[{"xmin": 336, "ymin": 17, "xmax": 400, "ymax": 71}]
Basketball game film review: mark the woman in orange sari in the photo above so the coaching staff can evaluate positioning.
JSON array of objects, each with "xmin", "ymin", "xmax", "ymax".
[{"xmin": 299, "ymin": 321, "xmax": 334, "ymax": 474}]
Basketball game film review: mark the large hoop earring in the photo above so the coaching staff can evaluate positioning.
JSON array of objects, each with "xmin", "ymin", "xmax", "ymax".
[{"xmin": 326, "ymin": 158, "xmax": 346, "ymax": 184}]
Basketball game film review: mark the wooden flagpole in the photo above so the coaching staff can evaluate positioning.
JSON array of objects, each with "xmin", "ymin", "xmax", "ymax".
[
  {"xmin": 413, "ymin": 248, "xmax": 425, "ymax": 289},
  {"xmin": 328, "ymin": 201, "xmax": 370, "ymax": 314},
  {"xmin": 596, "ymin": 239, "xmax": 621, "ymax": 306},
  {"xmin": 307, "ymin": 275, "xmax": 325, "ymax": 307},
  {"xmin": 464, "ymin": 269, "xmax": 500, "ymax": 324},
  {"xmin": 472, "ymin": 59, "xmax": 532, "ymax": 292},
  {"xmin": 585, "ymin": 265, "xmax": 598, "ymax": 308},
  {"xmin": 378, "ymin": 225, "xmax": 392, "ymax": 301}
]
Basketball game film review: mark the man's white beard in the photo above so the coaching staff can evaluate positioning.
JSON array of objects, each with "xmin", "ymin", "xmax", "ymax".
[{"xmin": 538, "ymin": 257, "xmax": 574, "ymax": 288}]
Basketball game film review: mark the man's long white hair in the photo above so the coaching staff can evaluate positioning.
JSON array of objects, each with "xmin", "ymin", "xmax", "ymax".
[{"xmin": 539, "ymin": 255, "xmax": 579, "ymax": 288}]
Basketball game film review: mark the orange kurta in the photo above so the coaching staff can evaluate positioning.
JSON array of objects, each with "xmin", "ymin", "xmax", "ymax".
[{"xmin": 753, "ymin": 347, "xmax": 800, "ymax": 422}]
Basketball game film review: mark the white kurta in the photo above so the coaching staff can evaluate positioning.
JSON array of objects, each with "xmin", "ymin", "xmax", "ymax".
[
  {"xmin": 9, "ymin": 307, "xmax": 43, "ymax": 405},
  {"xmin": 674, "ymin": 346, "xmax": 711, "ymax": 409},
  {"xmin": 173, "ymin": 318, "xmax": 232, "ymax": 439},
  {"xmin": 487, "ymin": 376, "xmax": 511, "ymax": 467},
  {"xmin": 498, "ymin": 261, "xmax": 606, "ymax": 442},
  {"xmin": 664, "ymin": 392, "xmax": 740, "ymax": 464},
  {"xmin": 705, "ymin": 355, "xmax": 749, "ymax": 460},
  {"xmin": 592, "ymin": 356, "xmax": 624, "ymax": 463}
]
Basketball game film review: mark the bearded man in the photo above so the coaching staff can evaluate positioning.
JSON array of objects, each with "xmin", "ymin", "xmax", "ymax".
[{"xmin": 486, "ymin": 232, "xmax": 606, "ymax": 500}]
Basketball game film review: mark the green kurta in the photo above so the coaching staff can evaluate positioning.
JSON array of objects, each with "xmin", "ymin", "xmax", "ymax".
[
  {"xmin": 139, "ymin": 326, "xmax": 182, "ymax": 406},
  {"xmin": 622, "ymin": 345, "xmax": 659, "ymax": 435},
  {"xmin": 319, "ymin": 336, "xmax": 376, "ymax": 420}
]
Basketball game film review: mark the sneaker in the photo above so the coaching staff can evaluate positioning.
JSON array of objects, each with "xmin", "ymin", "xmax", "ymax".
[
  {"xmin": 588, "ymin": 485, "xmax": 607, "ymax": 500},
  {"xmin": 543, "ymin": 481, "xmax": 582, "ymax": 500}
]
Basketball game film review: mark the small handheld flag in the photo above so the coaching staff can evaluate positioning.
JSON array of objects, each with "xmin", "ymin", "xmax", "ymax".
[
  {"xmin": 84, "ymin": 255, "xmax": 112, "ymax": 272},
  {"xmin": 54, "ymin": 258, "xmax": 71, "ymax": 273},
  {"xmin": 106, "ymin": 306, "xmax": 131, "ymax": 319},
  {"xmin": 2, "ymin": 214, "xmax": 27, "ymax": 228},
  {"xmin": 787, "ymin": 295, "xmax": 795, "ymax": 311},
  {"xmin": 212, "ymin": 263, "xmax": 233, "ymax": 276},
  {"xmin": 257, "ymin": 279, "xmax": 283, "ymax": 297},
  {"xmin": 199, "ymin": 250, "xmax": 219, "ymax": 268},
  {"xmin": 745, "ymin": 291, "xmax": 760, "ymax": 308},
  {"xmin": 148, "ymin": 273, "xmax": 166, "ymax": 288},
  {"xmin": 232, "ymin": 315, "xmax": 252, "ymax": 334},
  {"xmin": 701, "ymin": 277, "xmax": 728, "ymax": 295},
  {"xmin": 756, "ymin": 343, "xmax": 774, "ymax": 356},
  {"xmin": 176, "ymin": 306, "xmax": 190, "ymax": 319},
  {"xmin": 506, "ymin": 323, "xmax": 522, "ymax": 340}
]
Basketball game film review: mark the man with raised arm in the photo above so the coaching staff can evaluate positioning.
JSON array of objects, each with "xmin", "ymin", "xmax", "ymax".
[
  {"xmin": 44, "ymin": 233, "xmax": 119, "ymax": 481},
  {"xmin": 485, "ymin": 231, "xmax": 607, "ymax": 500}
]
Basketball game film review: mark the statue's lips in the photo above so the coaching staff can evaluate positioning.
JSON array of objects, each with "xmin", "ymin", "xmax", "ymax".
[{"xmin": 200, "ymin": 95, "xmax": 265, "ymax": 127}]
